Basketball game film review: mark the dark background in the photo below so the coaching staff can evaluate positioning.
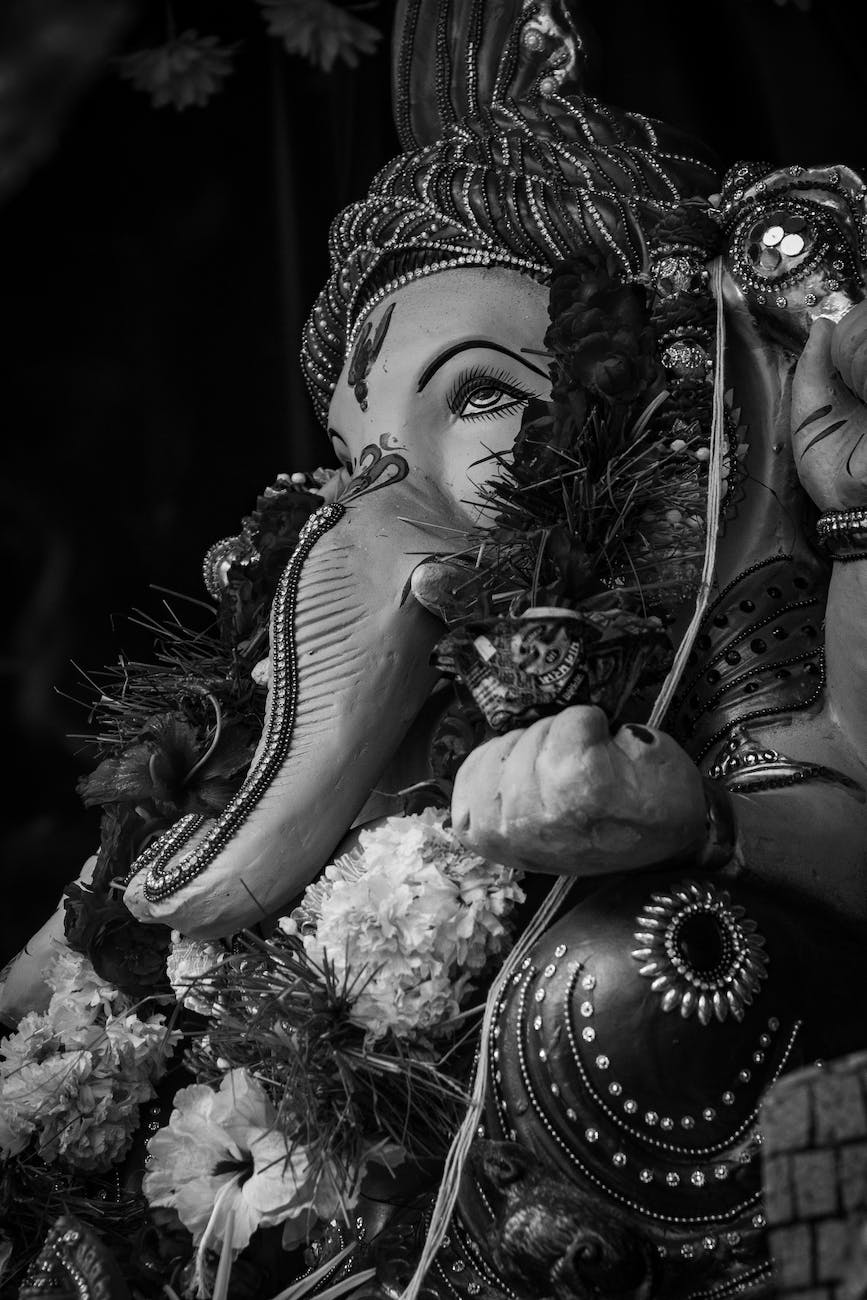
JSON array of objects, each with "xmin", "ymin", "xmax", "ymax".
[{"xmin": 2, "ymin": 0, "xmax": 865, "ymax": 963}]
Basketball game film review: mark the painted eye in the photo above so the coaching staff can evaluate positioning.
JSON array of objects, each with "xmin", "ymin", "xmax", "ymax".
[
  {"xmin": 448, "ymin": 366, "xmax": 534, "ymax": 422},
  {"xmin": 463, "ymin": 383, "xmax": 512, "ymax": 413}
]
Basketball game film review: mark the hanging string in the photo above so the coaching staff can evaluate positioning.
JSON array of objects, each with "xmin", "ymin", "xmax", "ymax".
[
  {"xmin": 646, "ymin": 254, "xmax": 727, "ymax": 728},
  {"xmin": 397, "ymin": 256, "xmax": 729, "ymax": 1300},
  {"xmin": 196, "ymin": 1191, "xmax": 236, "ymax": 1299},
  {"xmin": 397, "ymin": 871, "xmax": 575, "ymax": 1300}
]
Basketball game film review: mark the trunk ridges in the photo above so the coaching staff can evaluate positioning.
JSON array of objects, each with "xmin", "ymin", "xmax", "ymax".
[
  {"xmin": 123, "ymin": 484, "xmax": 461, "ymax": 935},
  {"xmin": 138, "ymin": 502, "xmax": 348, "ymax": 904}
]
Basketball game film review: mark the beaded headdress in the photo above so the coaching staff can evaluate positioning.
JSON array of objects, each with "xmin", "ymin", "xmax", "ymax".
[{"xmin": 300, "ymin": 0, "xmax": 718, "ymax": 425}]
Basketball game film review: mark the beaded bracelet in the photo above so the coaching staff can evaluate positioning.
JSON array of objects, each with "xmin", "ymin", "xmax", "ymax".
[{"xmin": 816, "ymin": 508, "xmax": 867, "ymax": 561}]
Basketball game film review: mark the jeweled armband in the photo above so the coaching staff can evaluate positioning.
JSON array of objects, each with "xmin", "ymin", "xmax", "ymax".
[{"xmin": 817, "ymin": 509, "xmax": 867, "ymax": 561}]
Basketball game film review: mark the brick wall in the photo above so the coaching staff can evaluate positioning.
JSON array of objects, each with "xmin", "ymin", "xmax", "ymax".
[{"xmin": 761, "ymin": 1051, "xmax": 867, "ymax": 1300}]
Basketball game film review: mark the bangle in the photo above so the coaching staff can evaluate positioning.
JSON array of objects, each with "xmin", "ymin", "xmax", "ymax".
[{"xmin": 816, "ymin": 509, "xmax": 867, "ymax": 560}]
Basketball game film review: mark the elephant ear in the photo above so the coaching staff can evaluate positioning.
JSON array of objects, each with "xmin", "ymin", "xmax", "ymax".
[{"xmin": 391, "ymin": 0, "xmax": 595, "ymax": 150}]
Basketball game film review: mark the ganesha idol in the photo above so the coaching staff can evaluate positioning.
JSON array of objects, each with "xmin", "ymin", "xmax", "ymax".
[{"xmin": 5, "ymin": 0, "xmax": 867, "ymax": 1296}]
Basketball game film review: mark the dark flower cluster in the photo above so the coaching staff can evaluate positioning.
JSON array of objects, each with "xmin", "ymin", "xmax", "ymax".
[
  {"xmin": 63, "ymin": 877, "xmax": 172, "ymax": 997},
  {"xmin": 649, "ymin": 197, "xmax": 723, "ymax": 255},
  {"xmin": 78, "ymin": 712, "xmax": 254, "ymax": 823},
  {"xmin": 509, "ymin": 396, "xmax": 578, "ymax": 496},
  {"xmin": 499, "ymin": 250, "xmax": 665, "ymax": 604},
  {"xmin": 69, "ymin": 705, "xmax": 259, "ymax": 986},
  {"xmin": 219, "ymin": 477, "xmax": 322, "ymax": 644},
  {"xmin": 463, "ymin": 210, "xmax": 724, "ymax": 633},
  {"xmin": 545, "ymin": 251, "xmax": 659, "ymax": 405},
  {"xmin": 61, "ymin": 801, "xmax": 174, "ymax": 994},
  {"xmin": 652, "ymin": 292, "xmax": 716, "ymax": 341}
]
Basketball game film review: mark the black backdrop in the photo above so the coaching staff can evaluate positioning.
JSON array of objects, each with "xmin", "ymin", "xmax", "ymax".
[{"xmin": 2, "ymin": 0, "xmax": 865, "ymax": 963}]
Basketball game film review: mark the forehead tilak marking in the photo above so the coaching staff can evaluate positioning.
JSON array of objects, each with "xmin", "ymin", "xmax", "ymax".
[{"xmin": 346, "ymin": 302, "xmax": 396, "ymax": 412}]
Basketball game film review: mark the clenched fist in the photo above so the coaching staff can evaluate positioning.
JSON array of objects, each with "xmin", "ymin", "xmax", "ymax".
[{"xmin": 450, "ymin": 706, "xmax": 707, "ymax": 876}]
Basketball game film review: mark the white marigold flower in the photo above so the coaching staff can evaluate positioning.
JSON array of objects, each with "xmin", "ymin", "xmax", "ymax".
[
  {"xmin": 0, "ymin": 948, "xmax": 180, "ymax": 1171},
  {"xmin": 119, "ymin": 30, "xmax": 235, "ymax": 111},
  {"xmin": 258, "ymin": 0, "xmax": 381, "ymax": 73},
  {"xmin": 45, "ymin": 946, "xmax": 119, "ymax": 1015},
  {"xmin": 293, "ymin": 808, "xmax": 524, "ymax": 1041},
  {"xmin": 166, "ymin": 933, "xmax": 225, "ymax": 1016}
]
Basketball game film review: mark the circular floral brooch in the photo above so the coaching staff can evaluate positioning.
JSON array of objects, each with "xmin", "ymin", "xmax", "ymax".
[{"xmin": 631, "ymin": 880, "xmax": 768, "ymax": 1025}]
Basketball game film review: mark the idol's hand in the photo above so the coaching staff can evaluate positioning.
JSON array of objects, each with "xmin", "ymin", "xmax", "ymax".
[
  {"xmin": 450, "ymin": 706, "xmax": 707, "ymax": 876},
  {"xmin": 791, "ymin": 300, "xmax": 867, "ymax": 511},
  {"xmin": 0, "ymin": 855, "xmax": 99, "ymax": 1026}
]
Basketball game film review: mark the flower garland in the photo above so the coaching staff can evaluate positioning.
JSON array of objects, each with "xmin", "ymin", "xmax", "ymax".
[
  {"xmin": 0, "ymin": 949, "xmax": 183, "ymax": 1296},
  {"xmin": 431, "ymin": 204, "xmax": 745, "ymax": 734},
  {"xmin": 3, "ymin": 812, "xmax": 521, "ymax": 1296},
  {"xmin": 127, "ymin": 811, "xmax": 522, "ymax": 1291},
  {"xmin": 0, "ymin": 949, "xmax": 179, "ymax": 1172},
  {"xmin": 180, "ymin": 811, "xmax": 523, "ymax": 1167},
  {"xmin": 451, "ymin": 204, "xmax": 740, "ymax": 619}
]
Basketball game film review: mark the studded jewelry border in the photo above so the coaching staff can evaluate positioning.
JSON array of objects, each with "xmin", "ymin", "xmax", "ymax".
[{"xmin": 686, "ymin": 1261, "xmax": 776, "ymax": 1300}]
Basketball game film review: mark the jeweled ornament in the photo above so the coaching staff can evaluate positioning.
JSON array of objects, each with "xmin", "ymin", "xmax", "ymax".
[{"xmin": 631, "ymin": 880, "xmax": 768, "ymax": 1024}]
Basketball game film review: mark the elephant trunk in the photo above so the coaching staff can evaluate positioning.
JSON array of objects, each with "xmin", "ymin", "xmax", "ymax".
[{"xmin": 124, "ymin": 478, "xmax": 466, "ymax": 937}]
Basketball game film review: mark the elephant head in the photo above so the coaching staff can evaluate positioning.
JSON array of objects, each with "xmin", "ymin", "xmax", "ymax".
[
  {"xmin": 123, "ymin": 269, "xmax": 552, "ymax": 936},
  {"xmin": 118, "ymin": 6, "xmax": 719, "ymax": 938}
]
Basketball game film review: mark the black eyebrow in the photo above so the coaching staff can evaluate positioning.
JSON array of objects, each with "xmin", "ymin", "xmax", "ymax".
[{"xmin": 417, "ymin": 340, "xmax": 550, "ymax": 392}]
